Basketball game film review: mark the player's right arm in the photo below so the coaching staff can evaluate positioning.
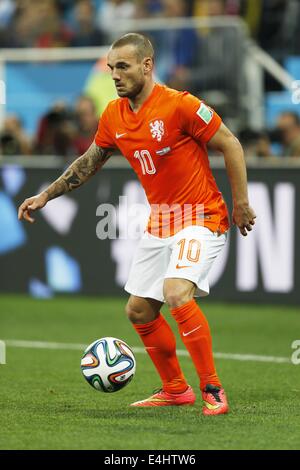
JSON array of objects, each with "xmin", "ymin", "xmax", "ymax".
[{"xmin": 18, "ymin": 142, "xmax": 112, "ymax": 223}]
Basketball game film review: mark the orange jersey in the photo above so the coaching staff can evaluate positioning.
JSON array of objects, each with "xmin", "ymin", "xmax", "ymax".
[{"xmin": 95, "ymin": 83, "xmax": 229, "ymax": 237}]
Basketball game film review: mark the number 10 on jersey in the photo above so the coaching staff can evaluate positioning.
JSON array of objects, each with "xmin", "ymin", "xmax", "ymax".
[{"xmin": 134, "ymin": 150, "xmax": 156, "ymax": 175}]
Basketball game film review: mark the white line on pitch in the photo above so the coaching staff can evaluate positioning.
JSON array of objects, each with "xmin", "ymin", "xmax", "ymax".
[{"xmin": 3, "ymin": 339, "xmax": 291, "ymax": 364}]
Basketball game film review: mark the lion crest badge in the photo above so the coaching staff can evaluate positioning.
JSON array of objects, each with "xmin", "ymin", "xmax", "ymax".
[{"xmin": 149, "ymin": 119, "xmax": 165, "ymax": 142}]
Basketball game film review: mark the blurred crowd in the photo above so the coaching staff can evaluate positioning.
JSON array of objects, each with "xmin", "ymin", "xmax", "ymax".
[
  {"xmin": 0, "ymin": 0, "xmax": 299, "ymax": 54},
  {"xmin": 240, "ymin": 112, "xmax": 300, "ymax": 159},
  {"xmin": 0, "ymin": 96, "xmax": 99, "ymax": 157},
  {"xmin": 0, "ymin": 0, "xmax": 300, "ymax": 158}
]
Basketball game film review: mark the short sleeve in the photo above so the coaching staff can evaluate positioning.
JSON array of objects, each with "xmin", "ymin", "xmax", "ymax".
[
  {"xmin": 94, "ymin": 105, "xmax": 116, "ymax": 149},
  {"xmin": 178, "ymin": 92, "xmax": 222, "ymax": 143}
]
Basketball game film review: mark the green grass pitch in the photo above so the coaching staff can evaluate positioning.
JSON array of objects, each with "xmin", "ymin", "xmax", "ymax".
[{"xmin": 0, "ymin": 295, "xmax": 299, "ymax": 450}]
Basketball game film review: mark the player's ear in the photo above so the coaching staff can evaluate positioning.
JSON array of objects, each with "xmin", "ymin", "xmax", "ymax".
[{"xmin": 143, "ymin": 57, "xmax": 153, "ymax": 74}]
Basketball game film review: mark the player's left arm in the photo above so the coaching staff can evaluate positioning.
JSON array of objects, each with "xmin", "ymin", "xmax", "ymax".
[{"xmin": 208, "ymin": 123, "xmax": 256, "ymax": 236}]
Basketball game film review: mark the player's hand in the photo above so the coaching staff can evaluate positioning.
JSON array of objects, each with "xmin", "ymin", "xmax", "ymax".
[
  {"xmin": 232, "ymin": 203, "xmax": 256, "ymax": 236},
  {"xmin": 18, "ymin": 193, "xmax": 49, "ymax": 223}
]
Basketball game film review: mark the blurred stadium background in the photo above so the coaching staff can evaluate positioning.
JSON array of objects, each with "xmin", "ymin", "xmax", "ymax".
[{"xmin": 0, "ymin": 0, "xmax": 300, "ymax": 451}]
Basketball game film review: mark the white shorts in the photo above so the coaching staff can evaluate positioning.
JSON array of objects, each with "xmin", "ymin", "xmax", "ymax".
[{"xmin": 125, "ymin": 225, "xmax": 227, "ymax": 302}]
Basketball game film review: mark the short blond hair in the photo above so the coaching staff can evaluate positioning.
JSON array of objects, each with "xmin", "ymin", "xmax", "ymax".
[{"xmin": 111, "ymin": 33, "xmax": 154, "ymax": 62}]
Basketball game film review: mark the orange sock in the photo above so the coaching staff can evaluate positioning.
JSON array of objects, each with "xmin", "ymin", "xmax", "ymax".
[
  {"xmin": 133, "ymin": 314, "xmax": 188, "ymax": 394},
  {"xmin": 171, "ymin": 299, "xmax": 221, "ymax": 390}
]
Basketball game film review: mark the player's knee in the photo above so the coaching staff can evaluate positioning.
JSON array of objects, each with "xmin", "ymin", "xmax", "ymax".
[
  {"xmin": 164, "ymin": 281, "xmax": 194, "ymax": 309},
  {"xmin": 164, "ymin": 289, "xmax": 192, "ymax": 309},
  {"xmin": 125, "ymin": 300, "xmax": 147, "ymax": 324},
  {"xmin": 125, "ymin": 302, "xmax": 141, "ymax": 323}
]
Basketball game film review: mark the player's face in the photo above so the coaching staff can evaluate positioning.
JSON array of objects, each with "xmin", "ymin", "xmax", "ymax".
[{"xmin": 107, "ymin": 46, "xmax": 147, "ymax": 98}]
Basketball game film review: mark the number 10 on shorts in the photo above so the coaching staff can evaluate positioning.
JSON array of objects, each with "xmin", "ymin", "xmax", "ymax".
[{"xmin": 178, "ymin": 239, "xmax": 201, "ymax": 263}]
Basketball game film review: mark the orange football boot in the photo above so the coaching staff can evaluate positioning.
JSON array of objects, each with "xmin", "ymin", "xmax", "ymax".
[
  {"xmin": 130, "ymin": 385, "xmax": 196, "ymax": 407},
  {"xmin": 202, "ymin": 384, "xmax": 229, "ymax": 416}
]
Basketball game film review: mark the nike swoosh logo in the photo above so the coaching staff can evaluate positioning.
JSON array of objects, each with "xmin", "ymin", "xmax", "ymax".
[
  {"xmin": 176, "ymin": 264, "xmax": 190, "ymax": 269},
  {"xmin": 182, "ymin": 325, "xmax": 202, "ymax": 337},
  {"xmin": 203, "ymin": 401, "xmax": 221, "ymax": 411},
  {"xmin": 135, "ymin": 398, "xmax": 173, "ymax": 405},
  {"xmin": 115, "ymin": 132, "xmax": 127, "ymax": 139}
]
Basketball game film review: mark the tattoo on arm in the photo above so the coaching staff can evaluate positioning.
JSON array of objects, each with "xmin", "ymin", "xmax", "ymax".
[{"xmin": 44, "ymin": 143, "xmax": 112, "ymax": 201}]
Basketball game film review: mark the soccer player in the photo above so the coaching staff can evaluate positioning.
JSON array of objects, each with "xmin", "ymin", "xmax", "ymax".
[{"xmin": 18, "ymin": 33, "xmax": 256, "ymax": 416}]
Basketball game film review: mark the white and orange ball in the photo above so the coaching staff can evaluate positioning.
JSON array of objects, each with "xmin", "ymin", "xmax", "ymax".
[{"xmin": 81, "ymin": 337, "xmax": 136, "ymax": 393}]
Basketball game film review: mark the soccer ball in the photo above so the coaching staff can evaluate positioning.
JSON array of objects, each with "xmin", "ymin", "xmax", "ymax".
[{"xmin": 80, "ymin": 337, "xmax": 136, "ymax": 393}]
